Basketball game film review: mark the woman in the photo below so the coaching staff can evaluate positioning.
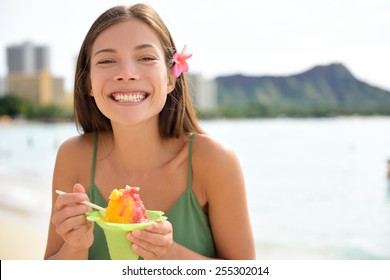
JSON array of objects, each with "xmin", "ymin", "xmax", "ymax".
[{"xmin": 44, "ymin": 3, "xmax": 255, "ymax": 260}]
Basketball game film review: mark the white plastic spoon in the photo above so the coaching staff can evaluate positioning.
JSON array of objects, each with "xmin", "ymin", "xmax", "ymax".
[{"xmin": 55, "ymin": 190, "xmax": 106, "ymax": 212}]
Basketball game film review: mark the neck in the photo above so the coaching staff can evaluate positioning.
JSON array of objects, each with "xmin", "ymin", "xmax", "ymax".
[{"xmin": 108, "ymin": 119, "xmax": 170, "ymax": 174}]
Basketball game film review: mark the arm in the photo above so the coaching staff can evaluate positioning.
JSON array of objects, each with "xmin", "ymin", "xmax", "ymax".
[
  {"xmin": 44, "ymin": 137, "xmax": 94, "ymax": 260},
  {"xmin": 204, "ymin": 139, "xmax": 256, "ymax": 259}
]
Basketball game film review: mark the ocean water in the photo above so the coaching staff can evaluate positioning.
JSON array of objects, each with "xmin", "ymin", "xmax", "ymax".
[{"xmin": 1, "ymin": 117, "xmax": 389, "ymax": 259}]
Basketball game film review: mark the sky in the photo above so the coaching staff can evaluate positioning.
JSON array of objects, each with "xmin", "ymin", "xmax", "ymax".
[{"xmin": 0, "ymin": 0, "xmax": 389, "ymax": 92}]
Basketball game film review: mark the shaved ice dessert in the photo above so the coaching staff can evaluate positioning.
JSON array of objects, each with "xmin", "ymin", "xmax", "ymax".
[
  {"xmin": 102, "ymin": 185, "xmax": 149, "ymax": 224},
  {"xmin": 86, "ymin": 185, "xmax": 166, "ymax": 259}
]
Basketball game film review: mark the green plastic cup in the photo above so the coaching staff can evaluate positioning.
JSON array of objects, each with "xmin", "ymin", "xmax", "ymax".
[{"xmin": 86, "ymin": 210, "xmax": 166, "ymax": 260}]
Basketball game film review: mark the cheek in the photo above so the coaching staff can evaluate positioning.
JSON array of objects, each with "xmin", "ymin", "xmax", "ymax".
[
  {"xmin": 157, "ymin": 71, "xmax": 174, "ymax": 95},
  {"xmin": 89, "ymin": 70, "xmax": 105, "ymax": 95}
]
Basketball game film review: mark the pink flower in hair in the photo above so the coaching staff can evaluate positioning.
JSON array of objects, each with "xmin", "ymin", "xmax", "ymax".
[{"xmin": 172, "ymin": 45, "xmax": 192, "ymax": 78}]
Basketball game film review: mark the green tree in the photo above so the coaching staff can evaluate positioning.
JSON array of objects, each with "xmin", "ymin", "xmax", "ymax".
[
  {"xmin": 36, "ymin": 104, "xmax": 64, "ymax": 121},
  {"xmin": 0, "ymin": 94, "xmax": 35, "ymax": 118}
]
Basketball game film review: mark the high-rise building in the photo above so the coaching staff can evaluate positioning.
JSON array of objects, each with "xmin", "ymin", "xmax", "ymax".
[
  {"xmin": 0, "ymin": 77, "xmax": 7, "ymax": 97},
  {"xmin": 187, "ymin": 73, "xmax": 218, "ymax": 111},
  {"xmin": 5, "ymin": 42, "xmax": 64, "ymax": 105},
  {"xmin": 7, "ymin": 42, "xmax": 50, "ymax": 74}
]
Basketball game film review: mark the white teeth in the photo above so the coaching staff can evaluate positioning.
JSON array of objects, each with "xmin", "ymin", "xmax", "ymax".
[{"xmin": 113, "ymin": 94, "xmax": 146, "ymax": 103}]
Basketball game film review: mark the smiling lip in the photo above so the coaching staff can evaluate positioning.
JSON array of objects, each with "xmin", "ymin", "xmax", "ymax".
[{"xmin": 110, "ymin": 91, "xmax": 149, "ymax": 103}]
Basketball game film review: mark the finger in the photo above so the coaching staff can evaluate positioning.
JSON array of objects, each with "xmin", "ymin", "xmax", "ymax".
[
  {"xmin": 64, "ymin": 221, "xmax": 94, "ymax": 249},
  {"xmin": 66, "ymin": 221, "xmax": 93, "ymax": 240},
  {"xmin": 129, "ymin": 229, "xmax": 172, "ymax": 247},
  {"xmin": 51, "ymin": 205, "xmax": 87, "ymax": 227},
  {"xmin": 131, "ymin": 235, "xmax": 163, "ymax": 251},
  {"xmin": 144, "ymin": 221, "xmax": 172, "ymax": 234},
  {"xmin": 54, "ymin": 203, "xmax": 89, "ymax": 220},
  {"xmin": 52, "ymin": 204, "xmax": 89, "ymax": 226},
  {"xmin": 73, "ymin": 184, "xmax": 93, "ymax": 211},
  {"xmin": 73, "ymin": 183, "xmax": 87, "ymax": 195},
  {"xmin": 55, "ymin": 192, "xmax": 89, "ymax": 211},
  {"xmin": 55, "ymin": 212, "xmax": 89, "ymax": 235},
  {"xmin": 131, "ymin": 243, "xmax": 158, "ymax": 260}
]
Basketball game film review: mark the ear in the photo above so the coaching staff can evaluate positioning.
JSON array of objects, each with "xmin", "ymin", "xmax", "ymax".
[
  {"xmin": 167, "ymin": 70, "xmax": 176, "ymax": 94},
  {"xmin": 89, "ymin": 90, "xmax": 94, "ymax": 97}
]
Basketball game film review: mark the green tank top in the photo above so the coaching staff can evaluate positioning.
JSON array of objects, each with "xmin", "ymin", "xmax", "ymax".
[{"xmin": 86, "ymin": 133, "xmax": 217, "ymax": 259}]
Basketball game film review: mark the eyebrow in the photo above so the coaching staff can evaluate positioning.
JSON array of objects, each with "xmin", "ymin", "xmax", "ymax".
[
  {"xmin": 134, "ymin": 43, "xmax": 156, "ymax": 50},
  {"xmin": 92, "ymin": 48, "xmax": 116, "ymax": 58},
  {"xmin": 92, "ymin": 44, "xmax": 157, "ymax": 58}
]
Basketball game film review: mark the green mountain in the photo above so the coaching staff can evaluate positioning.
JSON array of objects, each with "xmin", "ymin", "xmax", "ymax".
[{"xmin": 215, "ymin": 63, "xmax": 390, "ymax": 117}]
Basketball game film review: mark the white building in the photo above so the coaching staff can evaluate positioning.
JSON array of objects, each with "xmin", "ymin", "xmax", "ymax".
[{"xmin": 187, "ymin": 73, "xmax": 218, "ymax": 111}]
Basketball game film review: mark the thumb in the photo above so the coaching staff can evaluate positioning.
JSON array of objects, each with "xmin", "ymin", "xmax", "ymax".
[
  {"xmin": 73, "ymin": 183, "xmax": 91, "ymax": 210},
  {"xmin": 73, "ymin": 183, "xmax": 86, "ymax": 195}
]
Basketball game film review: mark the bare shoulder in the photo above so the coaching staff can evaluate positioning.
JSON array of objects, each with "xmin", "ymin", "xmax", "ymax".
[
  {"xmin": 192, "ymin": 133, "xmax": 240, "ymax": 168},
  {"xmin": 56, "ymin": 133, "xmax": 94, "ymax": 159},
  {"xmin": 192, "ymin": 134, "xmax": 244, "ymax": 193},
  {"xmin": 55, "ymin": 133, "xmax": 95, "ymax": 172},
  {"xmin": 53, "ymin": 133, "xmax": 95, "ymax": 192}
]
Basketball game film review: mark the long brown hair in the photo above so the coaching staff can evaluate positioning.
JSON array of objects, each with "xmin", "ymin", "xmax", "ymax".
[{"xmin": 74, "ymin": 4, "xmax": 204, "ymax": 137}]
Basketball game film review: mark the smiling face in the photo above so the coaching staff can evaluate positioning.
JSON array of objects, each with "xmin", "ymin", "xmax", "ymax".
[{"xmin": 89, "ymin": 19, "xmax": 176, "ymax": 127}]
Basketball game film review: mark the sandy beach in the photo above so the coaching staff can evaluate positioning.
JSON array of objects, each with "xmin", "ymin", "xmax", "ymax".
[{"xmin": 0, "ymin": 210, "xmax": 48, "ymax": 260}]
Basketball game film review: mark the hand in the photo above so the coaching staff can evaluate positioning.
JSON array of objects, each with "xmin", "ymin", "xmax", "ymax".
[
  {"xmin": 128, "ymin": 220, "xmax": 173, "ymax": 260},
  {"xmin": 51, "ymin": 183, "xmax": 94, "ymax": 250}
]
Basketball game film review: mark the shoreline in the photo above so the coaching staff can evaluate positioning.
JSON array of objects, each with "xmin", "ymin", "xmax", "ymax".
[
  {"xmin": 1, "ymin": 115, "xmax": 390, "ymax": 126},
  {"xmin": 0, "ymin": 209, "xmax": 49, "ymax": 260}
]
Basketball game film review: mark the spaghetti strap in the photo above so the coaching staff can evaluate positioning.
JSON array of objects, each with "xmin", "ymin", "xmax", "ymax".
[
  {"xmin": 165, "ymin": 132, "xmax": 216, "ymax": 258},
  {"xmin": 187, "ymin": 133, "xmax": 196, "ymax": 190},
  {"xmin": 90, "ymin": 131, "xmax": 98, "ymax": 187}
]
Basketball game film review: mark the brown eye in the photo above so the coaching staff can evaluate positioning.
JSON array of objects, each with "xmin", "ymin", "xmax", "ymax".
[
  {"xmin": 140, "ymin": 56, "xmax": 157, "ymax": 62},
  {"xmin": 98, "ymin": 59, "xmax": 115, "ymax": 64}
]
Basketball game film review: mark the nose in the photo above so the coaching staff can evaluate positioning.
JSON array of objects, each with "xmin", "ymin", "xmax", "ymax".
[{"xmin": 114, "ymin": 63, "xmax": 139, "ymax": 81}]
